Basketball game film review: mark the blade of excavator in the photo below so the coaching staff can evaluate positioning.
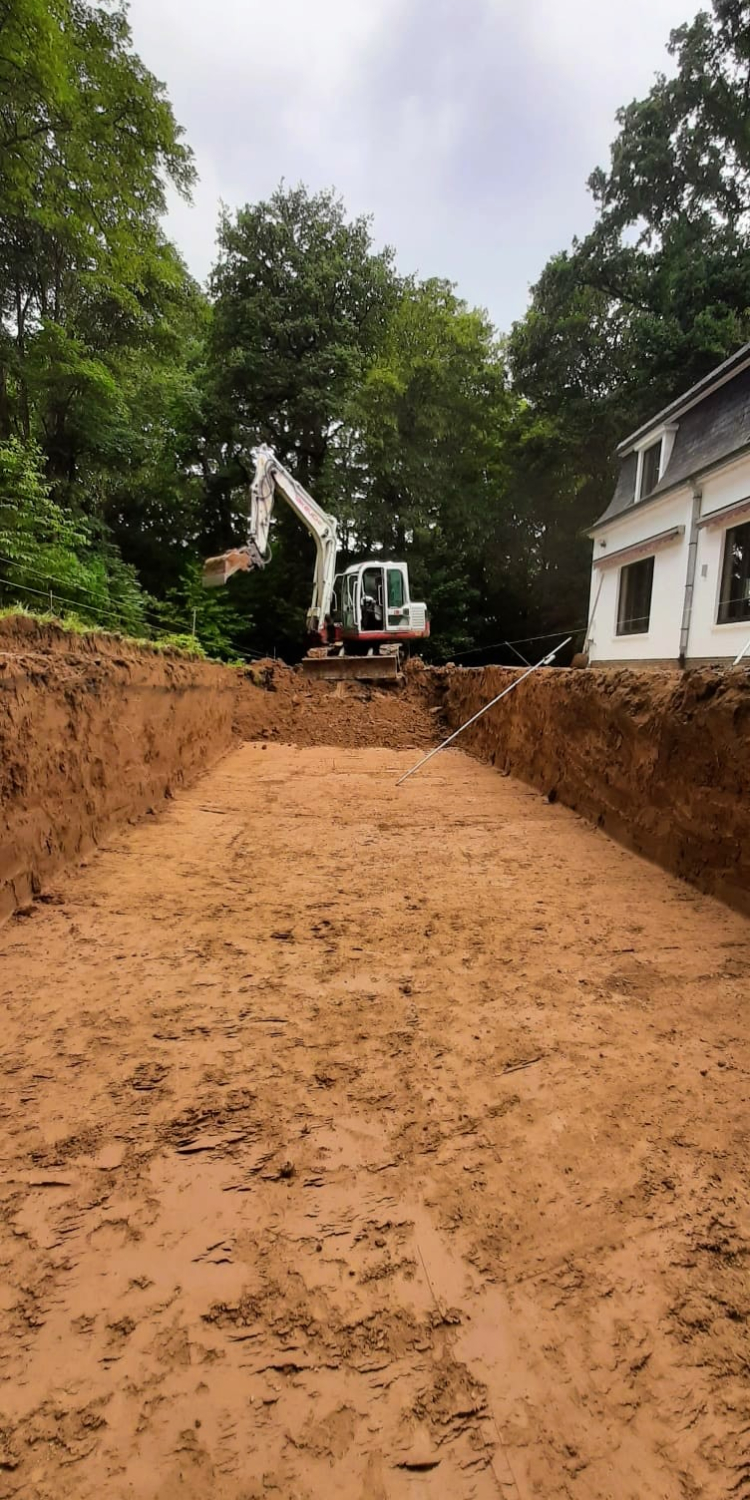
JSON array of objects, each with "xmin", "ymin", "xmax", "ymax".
[{"xmin": 300, "ymin": 653, "xmax": 401, "ymax": 683}]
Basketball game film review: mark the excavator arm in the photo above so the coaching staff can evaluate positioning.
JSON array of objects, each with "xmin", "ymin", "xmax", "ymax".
[{"xmin": 202, "ymin": 445, "xmax": 339, "ymax": 638}]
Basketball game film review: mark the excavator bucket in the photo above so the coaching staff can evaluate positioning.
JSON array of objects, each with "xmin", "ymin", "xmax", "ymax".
[
  {"xmin": 202, "ymin": 548, "xmax": 252, "ymax": 588},
  {"xmin": 300, "ymin": 653, "xmax": 401, "ymax": 683}
]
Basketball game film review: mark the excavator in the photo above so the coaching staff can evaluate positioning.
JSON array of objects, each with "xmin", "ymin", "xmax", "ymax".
[{"xmin": 202, "ymin": 445, "xmax": 429, "ymax": 681}]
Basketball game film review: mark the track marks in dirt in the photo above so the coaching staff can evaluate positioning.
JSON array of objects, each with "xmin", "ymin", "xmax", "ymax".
[{"xmin": 1, "ymin": 743, "xmax": 750, "ymax": 1497}]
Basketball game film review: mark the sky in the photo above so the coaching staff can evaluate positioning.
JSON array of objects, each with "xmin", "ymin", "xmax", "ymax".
[{"xmin": 126, "ymin": 0, "xmax": 700, "ymax": 333}]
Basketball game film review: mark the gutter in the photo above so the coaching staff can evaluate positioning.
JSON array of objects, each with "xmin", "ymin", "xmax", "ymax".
[{"xmin": 679, "ymin": 482, "xmax": 702, "ymax": 667}]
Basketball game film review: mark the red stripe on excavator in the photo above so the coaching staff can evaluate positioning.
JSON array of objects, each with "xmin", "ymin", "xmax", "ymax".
[{"xmin": 340, "ymin": 630, "xmax": 430, "ymax": 642}]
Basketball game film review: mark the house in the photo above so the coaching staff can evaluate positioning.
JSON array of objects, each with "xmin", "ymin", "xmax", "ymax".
[{"xmin": 586, "ymin": 343, "xmax": 750, "ymax": 666}]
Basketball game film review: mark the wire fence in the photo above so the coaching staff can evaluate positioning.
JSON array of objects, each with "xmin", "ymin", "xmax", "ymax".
[
  {"xmin": 0, "ymin": 556, "xmax": 269, "ymax": 664},
  {"xmin": 448, "ymin": 623, "xmax": 589, "ymax": 664}
]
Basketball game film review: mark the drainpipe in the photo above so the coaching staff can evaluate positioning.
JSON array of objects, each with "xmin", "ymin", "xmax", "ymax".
[{"xmin": 679, "ymin": 481, "xmax": 702, "ymax": 667}]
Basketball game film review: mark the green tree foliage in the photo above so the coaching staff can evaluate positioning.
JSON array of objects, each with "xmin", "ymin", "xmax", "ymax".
[
  {"xmin": 0, "ymin": 0, "xmax": 195, "ymax": 462},
  {"xmin": 207, "ymin": 185, "xmax": 398, "ymax": 493},
  {"xmin": 102, "ymin": 274, "xmax": 210, "ymax": 597},
  {"xmin": 0, "ymin": 0, "xmax": 204, "ymax": 643},
  {"xmin": 200, "ymin": 185, "xmax": 402, "ymax": 653},
  {"xmin": 512, "ymin": 1, "xmax": 750, "ymax": 421},
  {"xmin": 507, "ymin": 0, "xmax": 750, "ymax": 644},
  {"xmin": 0, "ymin": 436, "xmax": 148, "ymax": 632},
  {"xmin": 332, "ymin": 278, "xmax": 515, "ymax": 659},
  {"xmin": 157, "ymin": 560, "xmax": 248, "ymax": 661}
]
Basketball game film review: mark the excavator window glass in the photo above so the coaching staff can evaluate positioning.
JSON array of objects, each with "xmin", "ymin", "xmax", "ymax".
[
  {"xmin": 361, "ymin": 567, "xmax": 384, "ymax": 631},
  {"xmin": 387, "ymin": 569, "xmax": 405, "ymax": 608},
  {"xmin": 341, "ymin": 574, "xmax": 357, "ymax": 629}
]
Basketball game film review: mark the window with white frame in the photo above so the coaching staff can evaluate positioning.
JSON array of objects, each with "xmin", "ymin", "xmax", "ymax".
[
  {"xmin": 718, "ymin": 520, "xmax": 750, "ymax": 624},
  {"xmin": 638, "ymin": 440, "xmax": 662, "ymax": 500},
  {"xmin": 617, "ymin": 556, "xmax": 655, "ymax": 635}
]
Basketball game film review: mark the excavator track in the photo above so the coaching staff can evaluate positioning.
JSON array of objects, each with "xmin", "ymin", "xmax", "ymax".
[{"xmin": 300, "ymin": 653, "xmax": 401, "ymax": 683}]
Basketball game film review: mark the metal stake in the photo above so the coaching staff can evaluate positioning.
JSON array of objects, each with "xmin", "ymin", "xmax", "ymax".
[{"xmin": 397, "ymin": 638, "xmax": 572, "ymax": 786}]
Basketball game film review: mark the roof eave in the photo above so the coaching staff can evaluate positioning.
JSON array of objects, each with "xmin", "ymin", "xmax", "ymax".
[
  {"xmin": 616, "ymin": 344, "xmax": 750, "ymax": 457},
  {"xmin": 589, "ymin": 434, "xmax": 750, "ymax": 535}
]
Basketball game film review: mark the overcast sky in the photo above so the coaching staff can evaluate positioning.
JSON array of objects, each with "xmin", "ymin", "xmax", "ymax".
[{"xmin": 126, "ymin": 0, "xmax": 699, "ymax": 332}]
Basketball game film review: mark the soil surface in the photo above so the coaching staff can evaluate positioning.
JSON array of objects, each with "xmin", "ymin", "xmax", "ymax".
[
  {"xmin": 1, "ymin": 620, "xmax": 438, "ymax": 923},
  {"xmin": 1, "ymin": 743, "xmax": 749, "ymax": 1499}
]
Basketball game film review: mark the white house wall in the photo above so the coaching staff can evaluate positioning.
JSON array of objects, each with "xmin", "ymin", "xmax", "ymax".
[
  {"xmin": 588, "ymin": 489, "xmax": 692, "ymax": 663},
  {"xmin": 689, "ymin": 455, "xmax": 750, "ymax": 661}
]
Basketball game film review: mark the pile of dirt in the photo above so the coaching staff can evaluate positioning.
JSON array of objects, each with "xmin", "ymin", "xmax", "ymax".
[
  {"xmin": 234, "ymin": 658, "xmax": 441, "ymax": 749},
  {"xmin": 434, "ymin": 662, "xmax": 750, "ymax": 913}
]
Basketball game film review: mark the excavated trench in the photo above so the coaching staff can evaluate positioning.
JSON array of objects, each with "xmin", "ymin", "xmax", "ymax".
[
  {"xmin": 1, "ymin": 617, "xmax": 749, "ymax": 1498},
  {"xmin": 2, "ymin": 617, "xmax": 749, "ymax": 920}
]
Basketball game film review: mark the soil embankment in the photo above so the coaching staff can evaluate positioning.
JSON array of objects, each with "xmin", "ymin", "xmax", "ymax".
[
  {"xmin": 234, "ymin": 658, "xmax": 438, "ymax": 748},
  {"xmin": 0, "ymin": 622, "xmax": 439, "ymax": 922},
  {"xmin": 436, "ymin": 664, "xmax": 750, "ymax": 914},
  {"xmin": 0, "ymin": 618, "xmax": 237, "ymax": 922},
  {"xmin": 4, "ymin": 618, "xmax": 750, "ymax": 921}
]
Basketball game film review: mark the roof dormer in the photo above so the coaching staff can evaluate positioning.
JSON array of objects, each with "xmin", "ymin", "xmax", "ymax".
[{"xmin": 633, "ymin": 422, "xmax": 678, "ymax": 502}]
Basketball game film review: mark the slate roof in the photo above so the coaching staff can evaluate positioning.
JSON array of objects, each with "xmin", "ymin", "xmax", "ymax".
[{"xmin": 593, "ymin": 346, "xmax": 750, "ymax": 531}]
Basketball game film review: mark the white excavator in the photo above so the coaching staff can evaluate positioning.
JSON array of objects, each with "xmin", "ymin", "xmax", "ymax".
[{"xmin": 202, "ymin": 445, "xmax": 429, "ymax": 681}]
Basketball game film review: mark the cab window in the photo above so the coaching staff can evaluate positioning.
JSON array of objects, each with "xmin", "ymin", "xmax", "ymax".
[{"xmin": 387, "ymin": 569, "xmax": 405, "ymax": 608}]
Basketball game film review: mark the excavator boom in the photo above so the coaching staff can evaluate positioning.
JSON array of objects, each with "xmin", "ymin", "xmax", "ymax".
[{"xmin": 201, "ymin": 446, "xmax": 338, "ymax": 639}]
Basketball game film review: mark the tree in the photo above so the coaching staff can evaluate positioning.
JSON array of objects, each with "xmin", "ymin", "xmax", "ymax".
[
  {"xmin": 0, "ymin": 436, "xmax": 148, "ymax": 633},
  {"xmin": 332, "ymin": 277, "xmax": 515, "ymax": 658},
  {"xmin": 0, "ymin": 0, "xmax": 200, "ymax": 638},
  {"xmin": 197, "ymin": 184, "xmax": 400, "ymax": 654},
  {"xmin": 0, "ymin": 0, "xmax": 194, "ymax": 480},
  {"xmin": 507, "ymin": 0, "xmax": 750, "ymax": 647},
  {"xmin": 512, "ymin": 2, "xmax": 750, "ymax": 423},
  {"xmin": 590, "ymin": 1, "xmax": 750, "ymax": 241},
  {"xmin": 101, "ymin": 271, "xmax": 211, "ymax": 597},
  {"xmin": 205, "ymin": 184, "xmax": 398, "ymax": 507}
]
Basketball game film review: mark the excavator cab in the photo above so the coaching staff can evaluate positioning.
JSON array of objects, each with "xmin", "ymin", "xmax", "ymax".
[
  {"xmin": 301, "ymin": 560, "xmax": 429, "ymax": 682},
  {"xmin": 330, "ymin": 561, "xmax": 428, "ymax": 650}
]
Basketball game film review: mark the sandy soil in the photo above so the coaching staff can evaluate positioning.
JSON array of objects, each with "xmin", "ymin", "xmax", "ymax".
[{"xmin": 1, "ymin": 743, "xmax": 749, "ymax": 1499}]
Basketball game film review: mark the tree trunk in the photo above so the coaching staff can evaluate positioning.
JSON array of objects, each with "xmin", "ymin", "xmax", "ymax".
[{"xmin": 15, "ymin": 282, "xmax": 30, "ymax": 441}]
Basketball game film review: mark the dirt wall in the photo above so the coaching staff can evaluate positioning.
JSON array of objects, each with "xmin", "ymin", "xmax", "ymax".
[
  {"xmin": 435, "ymin": 664, "xmax": 750, "ymax": 914},
  {"xmin": 0, "ymin": 618, "xmax": 237, "ymax": 923},
  {"xmin": 234, "ymin": 658, "xmax": 438, "ymax": 748},
  {"xmin": 0, "ymin": 626, "xmax": 441, "ymax": 923}
]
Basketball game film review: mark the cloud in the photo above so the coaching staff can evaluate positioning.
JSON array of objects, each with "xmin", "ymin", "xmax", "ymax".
[{"xmin": 127, "ymin": 0, "xmax": 699, "ymax": 328}]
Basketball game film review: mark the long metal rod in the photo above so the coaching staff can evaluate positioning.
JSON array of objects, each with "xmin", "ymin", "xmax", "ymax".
[
  {"xmin": 397, "ymin": 637, "xmax": 572, "ymax": 786},
  {"xmin": 584, "ymin": 574, "xmax": 604, "ymax": 656},
  {"xmin": 733, "ymin": 635, "xmax": 750, "ymax": 666}
]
